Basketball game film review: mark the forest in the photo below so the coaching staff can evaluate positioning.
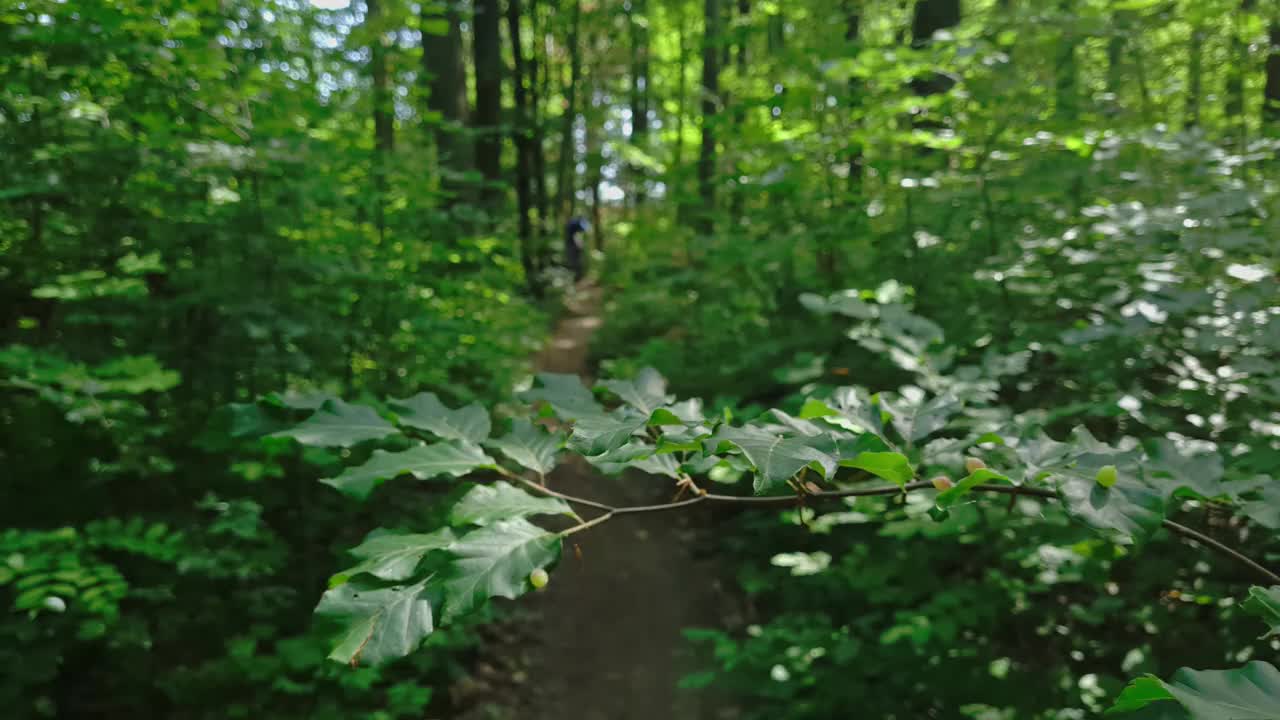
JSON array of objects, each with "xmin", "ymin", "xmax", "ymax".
[{"xmin": 2, "ymin": 0, "xmax": 1280, "ymax": 717}]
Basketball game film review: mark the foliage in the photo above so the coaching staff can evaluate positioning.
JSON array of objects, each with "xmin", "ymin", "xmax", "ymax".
[
  {"xmin": 5, "ymin": 0, "xmax": 1280, "ymax": 717},
  {"xmin": 277, "ymin": 351, "xmax": 1280, "ymax": 717}
]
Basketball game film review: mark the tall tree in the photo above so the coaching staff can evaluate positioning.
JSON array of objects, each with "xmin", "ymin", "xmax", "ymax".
[
  {"xmin": 1054, "ymin": 1, "xmax": 1079, "ymax": 122},
  {"xmin": 421, "ymin": 1, "xmax": 469, "ymax": 189},
  {"xmin": 844, "ymin": 1, "xmax": 863, "ymax": 199},
  {"xmin": 529, "ymin": 0, "xmax": 550, "ymax": 239},
  {"xmin": 507, "ymin": 0, "xmax": 539, "ymax": 291},
  {"xmin": 366, "ymin": 0, "xmax": 394, "ymax": 248},
  {"xmin": 1106, "ymin": 10, "xmax": 1127, "ymax": 109},
  {"xmin": 1185, "ymin": 21, "xmax": 1205, "ymax": 128},
  {"xmin": 472, "ymin": 0, "xmax": 503, "ymax": 203},
  {"xmin": 1266, "ymin": 19, "xmax": 1280, "ymax": 126},
  {"xmin": 628, "ymin": 0, "xmax": 651, "ymax": 206},
  {"xmin": 555, "ymin": 0, "xmax": 584, "ymax": 226},
  {"xmin": 1225, "ymin": 0, "xmax": 1255, "ymax": 136},
  {"xmin": 729, "ymin": 0, "xmax": 749, "ymax": 221},
  {"xmin": 698, "ymin": 0, "xmax": 722, "ymax": 235},
  {"xmin": 367, "ymin": 0, "xmax": 395, "ymax": 154}
]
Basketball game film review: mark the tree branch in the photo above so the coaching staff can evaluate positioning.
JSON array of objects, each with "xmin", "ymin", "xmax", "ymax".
[{"xmin": 512, "ymin": 473, "xmax": 1280, "ymax": 585}]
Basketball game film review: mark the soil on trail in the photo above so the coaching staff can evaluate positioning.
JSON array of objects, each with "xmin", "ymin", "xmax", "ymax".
[{"xmin": 452, "ymin": 283, "xmax": 737, "ymax": 720}]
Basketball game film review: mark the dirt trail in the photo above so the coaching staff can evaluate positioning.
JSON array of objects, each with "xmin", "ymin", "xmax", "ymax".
[{"xmin": 455, "ymin": 283, "xmax": 733, "ymax": 720}]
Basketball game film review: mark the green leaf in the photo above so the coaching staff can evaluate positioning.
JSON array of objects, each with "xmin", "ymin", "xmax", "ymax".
[
  {"xmin": 567, "ymin": 412, "xmax": 647, "ymax": 456},
  {"xmin": 842, "ymin": 451, "xmax": 915, "ymax": 489},
  {"xmin": 1144, "ymin": 438, "xmax": 1226, "ymax": 500},
  {"xmin": 1109, "ymin": 676, "xmax": 1178, "ymax": 715},
  {"xmin": 267, "ymin": 390, "xmax": 338, "ymax": 411},
  {"xmin": 884, "ymin": 392, "xmax": 960, "ymax": 444},
  {"xmin": 449, "ymin": 481, "xmax": 578, "ymax": 526},
  {"xmin": 442, "ymin": 518, "xmax": 561, "ymax": 622},
  {"xmin": 665, "ymin": 398, "xmax": 707, "ymax": 423},
  {"xmin": 321, "ymin": 442, "xmax": 497, "ymax": 500},
  {"xmin": 1241, "ymin": 586, "xmax": 1280, "ymax": 638},
  {"xmin": 648, "ymin": 408, "xmax": 686, "ymax": 426},
  {"xmin": 1241, "ymin": 479, "xmax": 1280, "ymax": 529},
  {"xmin": 1055, "ymin": 453, "xmax": 1164, "ymax": 544},
  {"xmin": 1012, "ymin": 431, "xmax": 1074, "ymax": 485},
  {"xmin": 486, "ymin": 418, "xmax": 563, "ymax": 475},
  {"xmin": 630, "ymin": 452, "xmax": 682, "ymax": 479},
  {"xmin": 710, "ymin": 425, "xmax": 837, "ymax": 494},
  {"xmin": 316, "ymin": 576, "xmax": 435, "ymax": 667},
  {"xmin": 390, "ymin": 392, "xmax": 491, "ymax": 444},
  {"xmin": 598, "ymin": 367, "xmax": 670, "ymax": 416},
  {"xmin": 520, "ymin": 373, "xmax": 603, "ymax": 420},
  {"xmin": 331, "ymin": 529, "xmax": 457, "ymax": 585},
  {"xmin": 799, "ymin": 289, "xmax": 875, "ymax": 318},
  {"xmin": 825, "ymin": 387, "xmax": 891, "ymax": 442},
  {"xmin": 1165, "ymin": 662, "xmax": 1280, "ymax": 719},
  {"xmin": 584, "ymin": 442, "xmax": 657, "ymax": 474},
  {"xmin": 799, "ymin": 397, "xmax": 839, "ymax": 420},
  {"xmin": 272, "ymin": 399, "xmax": 398, "ymax": 447},
  {"xmin": 585, "ymin": 444, "xmax": 682, "ymax": 478},
  {"xmin": 936, "ymin": 468, "xmax": 1010, "ymax": 509}
]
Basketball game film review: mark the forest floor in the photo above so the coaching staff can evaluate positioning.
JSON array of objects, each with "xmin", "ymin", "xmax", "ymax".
[{"xmin": 451, "ymin": 282, "xmax": 739, "ymax": 720}]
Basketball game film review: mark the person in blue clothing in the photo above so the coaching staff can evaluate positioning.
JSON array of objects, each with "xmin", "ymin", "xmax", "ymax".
[{"xmin": 564, "ymin": 216, "xmax": 590, "ymax": 281}]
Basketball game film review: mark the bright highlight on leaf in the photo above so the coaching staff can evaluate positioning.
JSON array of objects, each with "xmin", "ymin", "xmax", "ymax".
[{"xmin": 842, "ymin": 451, "xmax": 914, "ymax": 489}]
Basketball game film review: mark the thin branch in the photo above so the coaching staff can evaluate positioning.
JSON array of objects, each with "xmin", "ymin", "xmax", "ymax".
[
  {"xmin": 560, "ymin": 511, "xmax": 614, "ymax": 537},
  {"xmin": 613, "ymin": 495, "xmax": 708, "ymax": 515},
  {"xmin": 515, "ymin": 474, "xmax": 615, "ymax": 513},
  {"xmin": 506, "ymin": 469, "xmax": 1280, "ymax": 585},
  {"xmin": 1162, "ymin": 519, "xmax": 1280, "ymax": 585},
  {"xmin": 703, "ymin": 480, "xmax": 934, "ymax": 504}
]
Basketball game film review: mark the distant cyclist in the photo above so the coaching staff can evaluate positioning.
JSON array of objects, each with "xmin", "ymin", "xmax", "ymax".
[{"xmin": 564, "ymin": 216, "xmax": 590, "ymax": 281}]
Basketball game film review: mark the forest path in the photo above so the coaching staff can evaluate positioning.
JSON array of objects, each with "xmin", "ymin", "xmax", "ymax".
[{"xmin": 454, "ymin": 282, "xmax": 732, "ymax": 720}]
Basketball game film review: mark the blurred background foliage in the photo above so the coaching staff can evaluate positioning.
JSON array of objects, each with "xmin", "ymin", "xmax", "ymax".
[{"xmin": 2, "ymin": 0, "xmax": 1278, "ymax": 717}]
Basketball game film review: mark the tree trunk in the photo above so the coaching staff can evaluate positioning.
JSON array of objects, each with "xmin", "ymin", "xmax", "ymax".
[
  {"xmin": 506, "ymin": 0, "xmax": 539, "ymax": 293},
  {"xmin": 472, "ymin": 0, "xmax": 503, "ymax": 203},
  {"xmin": 766, "ymin": 8, "xmax": 783, "ymax": 54},
  {"xmin": 1054, "ymin": 1, "xmax": 1078, "ymax": 122},
  {"xmin": 555, "ymin": 0, "xmax": 583, "ymax": 226},
  {"xmin": 697, "ymin": 0, "xmax": 721, "ymax": 235},
  {"xmin": 368, "ymin": 0, "xmax": 395, "ymax": 154},
  {"xmin": 844, "ymin": 2, "xmax": 862, "ymax": 198},
  {"xmin": 674, "ymin": 3, "xmax": 691, "ymax": 227},
  {"xmin": 1185, "ymin": 23, "xmax": 1204, "ymax": 128},
  {"xmin": 366, "ymin": 0, "xmax": 393, "ymax": 248},
  {"xmin": 628, "ymin": 0, "xmax": 650, "ymax": 206},
  {"xmin": 1106, "ymin": 15, "xmax": 1126, "ymax": 106},
  {"xmin": 1225, "ymin": 0, "xmax": 1255, "ymax": 137},
  {"xmin": 421, "ymin": 1, "xmax": 468, "ymax": 189},
  {"xmin": 529, "ymin": 0, "xmax": 550, "ymax": 243},
  {"xmin": 729, "ymin": 0, "xmax": 749, "ymax": 221},
  {"xmin": 823, "ymin": 0, "xmax": 862, "ymax": 282},
  {"xmin": 1265, "ymin": 20, "xmax": 1280, "ymax": 127}
]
